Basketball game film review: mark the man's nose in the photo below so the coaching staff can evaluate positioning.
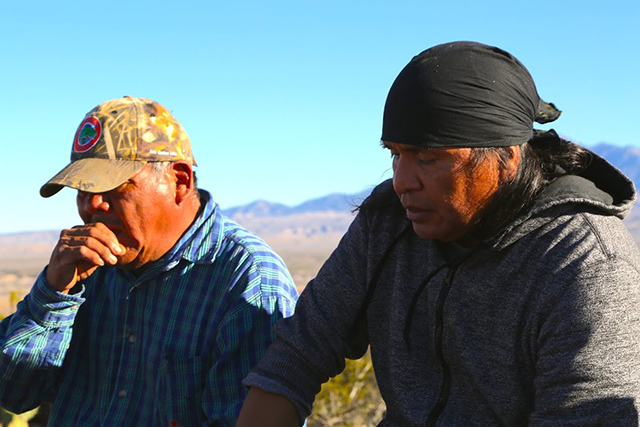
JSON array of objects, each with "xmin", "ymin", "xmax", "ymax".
[
  {"xmin": 78, "ymin": 191, "xmax": 110, "ymax": 214},
  {"xmin": 392, "ymin": 157, "xmax": 421, "ymax": 196}
]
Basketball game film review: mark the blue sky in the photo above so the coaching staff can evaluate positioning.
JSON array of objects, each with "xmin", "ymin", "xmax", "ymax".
[{"xmin": 1, "ymin": 0, "xmax": 639, "ymax": 233}]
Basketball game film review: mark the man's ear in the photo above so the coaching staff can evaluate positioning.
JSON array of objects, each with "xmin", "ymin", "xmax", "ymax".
[
  {"xmin": 500, "ymin": 145, "xmax": 521, "ymax": 182},
  {"xmin": 170, "ymin": 161, "xmax": 195, "ymax": 204}
]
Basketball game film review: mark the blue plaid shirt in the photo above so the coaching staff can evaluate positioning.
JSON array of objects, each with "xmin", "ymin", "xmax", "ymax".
[{"xmin": 0, "ymin": 190, "xmax": 299, "ymax": 426}]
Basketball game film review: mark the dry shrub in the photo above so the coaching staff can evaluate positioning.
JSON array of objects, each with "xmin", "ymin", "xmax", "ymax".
[{"xmin": 308, "ymin": 350, "xmax": 385, "ymax": 427}]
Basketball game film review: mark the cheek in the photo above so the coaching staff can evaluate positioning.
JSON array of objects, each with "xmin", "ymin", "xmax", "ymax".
[
  {"xmin": 455, "ymin": 169, "xmax": 500, "ymax": 220},
  {"xmin": 471, "ymin": 165, "xmax": 500, "ymax": 201},
  {"xmin": 437, "ymin": 197, "xmax": 468, "ymax": 224},
  {"xmin": 429, "ymin": 177, "xmax": 461, "ymax": 215}
]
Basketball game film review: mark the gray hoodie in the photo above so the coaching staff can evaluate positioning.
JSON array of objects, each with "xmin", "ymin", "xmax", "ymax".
[{"xmin": 244, "ymin": 151, "xmax": 640, "ymax": 426}]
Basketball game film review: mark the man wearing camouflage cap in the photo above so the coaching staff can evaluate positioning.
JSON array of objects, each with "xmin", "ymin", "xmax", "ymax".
[{"xmin": 0, "ymin": 96, "xmax": 299, "ymax": 425}]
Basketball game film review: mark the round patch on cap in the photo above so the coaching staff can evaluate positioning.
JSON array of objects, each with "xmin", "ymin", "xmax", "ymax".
[{"xmin": 73, "ymin": 116, "xmax": 102, "ymax": 153}]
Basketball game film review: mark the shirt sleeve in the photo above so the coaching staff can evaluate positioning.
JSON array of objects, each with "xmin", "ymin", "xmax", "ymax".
[
  {"xmin": 202, "ymin": 247, "xmax": 299, "ymax": 426},
  {"xmin": 530, "ymin": 256, "xmax": 640, "ymax": 425},
  {"xmin": 0, "ymin": 269, "xmax": 85, "ymax": 413},
  {"xmin": 243, "ymin": 210, "xmax": 374, "ymax": 423}
]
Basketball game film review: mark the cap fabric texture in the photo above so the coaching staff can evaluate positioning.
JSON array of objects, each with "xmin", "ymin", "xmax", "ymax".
[
  {"xmin": 382, "ymin": 41, "xmax": 561, "ymax": 148},
  {"xmin": 40, "ymin": 96, "xmax": 194, "ymax": 198}
]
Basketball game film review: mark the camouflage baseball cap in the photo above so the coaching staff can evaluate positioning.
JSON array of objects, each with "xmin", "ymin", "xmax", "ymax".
[{"xmin": 40, "ymin": 96, "xmax": 195, "ymax": 198}]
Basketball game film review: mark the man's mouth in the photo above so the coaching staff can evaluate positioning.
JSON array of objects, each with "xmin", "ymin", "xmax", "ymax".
[{"xmin": 403, "ymin": 205, "xmax": 432, "ymax": 221}]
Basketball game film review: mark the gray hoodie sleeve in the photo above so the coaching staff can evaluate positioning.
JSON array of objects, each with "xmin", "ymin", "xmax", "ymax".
[
  {"xmin": 530, "ymin": 254, "xmax": 640, "ymax": 425},
  {"xmin": 243, "ymin": 209, "xmax": 374, "ymax": 422}
]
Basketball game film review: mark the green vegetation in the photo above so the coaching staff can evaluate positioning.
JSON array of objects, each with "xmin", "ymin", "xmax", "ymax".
[{"xmin": 308, "ymin": 351, "xmax": 385, "ymax": 426}]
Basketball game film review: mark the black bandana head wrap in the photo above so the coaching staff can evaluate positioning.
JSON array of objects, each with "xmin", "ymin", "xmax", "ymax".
[{"xmin": 382, "ymin": 41, "xmax": 561, "ymax": 148}]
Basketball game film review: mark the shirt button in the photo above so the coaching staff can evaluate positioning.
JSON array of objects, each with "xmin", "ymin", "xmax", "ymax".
[
  {"xmin": 118, "ymin": 390, "xmax": 127, "ymax": 398},
  {"xmin": 128, "ymin": 335, "xmax": 137, "ymax": 343}
]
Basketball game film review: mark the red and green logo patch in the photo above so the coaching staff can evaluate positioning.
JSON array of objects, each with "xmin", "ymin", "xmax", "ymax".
[{"xmin": 73, "ymin": 116, "xmax": 102, "ymax": 153}]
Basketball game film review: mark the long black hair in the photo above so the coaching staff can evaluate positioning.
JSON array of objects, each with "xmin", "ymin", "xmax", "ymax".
[{"xmin": 466, "ymin": 130, "xmax": 591, "ymax": 242}]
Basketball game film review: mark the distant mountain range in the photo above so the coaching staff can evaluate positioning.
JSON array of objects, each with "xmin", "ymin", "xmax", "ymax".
[
  {"xmin": 222, "ymin": 190, "xmax": 372, "ymax": 218},
  {"xmin": 1, "ymin": 143, "xmax": 638, "ymax": 247}
]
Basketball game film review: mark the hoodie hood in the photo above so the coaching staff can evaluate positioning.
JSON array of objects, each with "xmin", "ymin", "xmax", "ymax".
[{"xmin": 491, "ymin": 148, "xmax": 637, "ymax": 250}]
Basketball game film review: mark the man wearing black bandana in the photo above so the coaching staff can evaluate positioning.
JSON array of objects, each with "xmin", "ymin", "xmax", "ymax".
[{"xmin": 238, "ymin": 42, "xmax": 640, "ymax": 426}]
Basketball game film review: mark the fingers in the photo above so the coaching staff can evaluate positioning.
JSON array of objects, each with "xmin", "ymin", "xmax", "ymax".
[
  {"xmin": 46, "ymin": 223, "xmax": 125, "ymax": 293},
  {"xmin": 64, "ymin": 224, "xmax": 123, "ymax": 264}
]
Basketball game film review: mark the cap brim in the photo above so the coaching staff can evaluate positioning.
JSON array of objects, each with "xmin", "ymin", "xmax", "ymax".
[{"xmin": 40, "ymin": 158, "xmax": 146, "ymax": 198}]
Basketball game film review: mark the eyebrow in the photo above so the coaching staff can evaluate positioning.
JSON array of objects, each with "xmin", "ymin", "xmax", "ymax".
[{"xmin": 381, "ymin": 140, "xmax": 437, "ymax": 153}]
